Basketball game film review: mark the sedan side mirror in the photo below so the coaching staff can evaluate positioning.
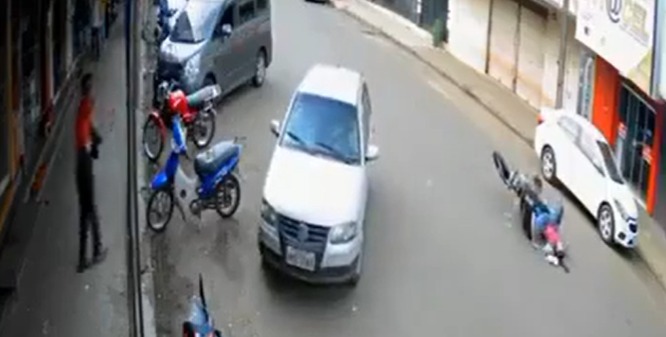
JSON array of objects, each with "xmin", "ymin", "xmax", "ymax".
[
  {"xmin": 270, "ymin": 120, "xmax": 280, "ymax": 137},
  {"xmin": 366, "ymin": 144, "xmax": 380, "ymax": 162}
]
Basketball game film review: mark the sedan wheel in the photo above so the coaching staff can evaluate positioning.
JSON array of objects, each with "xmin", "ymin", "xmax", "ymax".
[
  {"xmin": 598, "ymin": 204, "xmax": 615, "ymax": 245},
  {"xmin": 540, "ymin": 146, "xmax": 557, "ymax": 183}
]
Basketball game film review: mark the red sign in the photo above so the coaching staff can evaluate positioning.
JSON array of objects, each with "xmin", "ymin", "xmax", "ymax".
[{"xmin": 643, "ymin": 146, "xmax": 652, "ymax": 163}]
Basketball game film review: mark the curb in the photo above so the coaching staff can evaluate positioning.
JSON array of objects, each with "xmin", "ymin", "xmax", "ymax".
[
  {"xmin": 137, "ymin": 24, "xmax": 158, "ymax": 337},
  {"xmin": 636, "ymin": 237, "xmax": 666, "ymax": 291},
  {"xmin": 333, "ymin": 1, "xmax": 533, "ymax": 145},
  {"xmin": 334, "ymin": 0, "xmax": 666, "ymax": 290}
]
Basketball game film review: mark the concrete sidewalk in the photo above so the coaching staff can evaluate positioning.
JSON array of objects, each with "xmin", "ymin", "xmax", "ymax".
[
  {"xmin": 0, "ymin": 17, "xmax": 130, "ymax": 336},
  {"xmin": 332, "ymin": 0, "xmax": 666, "ymax": 289}
]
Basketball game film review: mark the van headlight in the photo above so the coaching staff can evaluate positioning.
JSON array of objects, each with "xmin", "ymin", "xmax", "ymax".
[
  {"xmin": 329, "ymin": 221, "xmax": 358, "ymax": 244},
  {"xmin": 614, "ymin": 199, "xmax": 628, "ymax": 220},
  {"xmin": 184, "ymin": 54, "xmax": 201, "ymax": 77},
  {"xmin": 260, "ymin": 199, "xmax": 278, "ymax": 227}
]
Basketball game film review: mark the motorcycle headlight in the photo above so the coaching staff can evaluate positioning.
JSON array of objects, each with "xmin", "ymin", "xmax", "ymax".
[
  {"xmin": 329, "ymin": 221, "xmax": 358, "ymax": 244},
  {"xmin": 614, "ymin": 199, "xmax": 628, "ymax": 220},
  {"xmin": 260, "ymin": 199, "xmax": 278, "ymax": 227}
]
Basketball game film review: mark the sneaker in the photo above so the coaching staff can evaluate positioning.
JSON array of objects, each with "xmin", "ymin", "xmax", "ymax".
[
  {"xmin": 76, "ymin": 259, "xmax": 90, "ymax": 273},
  {"xmin": 545, "ymin": 255, "xmax": 559, "ymax": 266},
  {"xmin": 92, "ymin": 247, "xmax": 108, "ymax": 265}
]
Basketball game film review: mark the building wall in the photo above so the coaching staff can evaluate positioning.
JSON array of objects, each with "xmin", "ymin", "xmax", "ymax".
[
  {"xmin": 448, "ymin": 0, "xmax": 490, "ymax": 72},
  {"xmin": 561, "ymin": 20, "xmax": 581, "ymax": 113},
  {"xmin": 540, "ymin": 11, "xmax": 559, "ymax": 108}
]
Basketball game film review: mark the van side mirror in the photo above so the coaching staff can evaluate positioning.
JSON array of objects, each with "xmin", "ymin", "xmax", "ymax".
[
  {"xmin": 270, "ymin": 120, "xmax": 280, "ymax": 137},
  {"xmin": 214, "ymin": 23, "xmax": 232, "ymax": 39},
  {"xmin": 366, "ymin": 145, "xmax": 380, "ymax": 162},
  {"xmin": 221, "ymin": 24, "xmax": 233, "ymax": 37}
]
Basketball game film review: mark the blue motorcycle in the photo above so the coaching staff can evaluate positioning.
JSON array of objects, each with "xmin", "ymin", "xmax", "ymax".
[
  {"xmin": 146, "ymin": 115, "xmax": 243, "ymax": 233},
  {"xmin": 183, "ymin": 274, "xmax": 223, "ymax": 337}
]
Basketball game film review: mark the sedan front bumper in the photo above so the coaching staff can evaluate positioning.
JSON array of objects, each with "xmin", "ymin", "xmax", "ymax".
[{"xmin": 257, "ymin": 221, "xmax": 360, "ymax": 284}]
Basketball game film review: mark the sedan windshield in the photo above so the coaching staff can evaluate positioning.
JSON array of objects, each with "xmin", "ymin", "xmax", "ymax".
[
  {"xmin": 170, "ymin": 2, "xmax": 221, "ymax": 43},
  {"xmin": 280, "ymin": 93, "xmax": 361, "ymax": 165},
  {"xmin": 597, "ymin": 141, "xmax": 624, "ymax": 185}
]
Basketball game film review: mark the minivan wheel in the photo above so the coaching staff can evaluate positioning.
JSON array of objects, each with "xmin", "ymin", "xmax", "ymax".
[
  {"xmin": 252, "ymin": 50, "xmax": 267, "ymax": 87},
  {"xmin": 597, "ymin": 203, "xmax": 615, "ymax": 245},
  {"xmin": 203, "ymin": 75, "xmax": 219, "ymax": 103},
  {"xmin": 540, "ymin": 146, "xmax": 557, "ymax": 183}
]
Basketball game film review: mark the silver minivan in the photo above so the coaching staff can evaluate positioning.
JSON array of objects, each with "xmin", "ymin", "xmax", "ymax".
[{"xmin": 158, "ymin": 0, "xmax": 272, "ymax": 94}]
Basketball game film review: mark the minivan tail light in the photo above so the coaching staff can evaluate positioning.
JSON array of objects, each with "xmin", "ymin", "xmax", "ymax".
[{"xmin": 537, "ymin": 114, "xmax": 544, "ymax": 125}]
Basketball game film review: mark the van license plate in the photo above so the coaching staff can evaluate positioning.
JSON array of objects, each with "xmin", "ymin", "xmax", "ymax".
[{"xmin": 285, "ymin": 246, "xmax": 315, "ymax": 271}]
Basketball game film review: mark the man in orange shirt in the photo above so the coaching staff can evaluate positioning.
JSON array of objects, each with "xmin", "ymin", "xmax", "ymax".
[{"xmin": 75, "ymin": 73, "xmax": 106, "ymax": 273}]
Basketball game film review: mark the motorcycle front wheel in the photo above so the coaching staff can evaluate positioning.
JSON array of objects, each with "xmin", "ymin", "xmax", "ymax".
[
  {"xmin": 146, "ymin": 189, "xmax": 174, "ymax": 233},
  {"xmin": 216, "ymin": 174, "xmax": 241, "ymax": 218},
  {"xmin": 142, "ymin": 116, "xmax": 164, "ymax": 162},
  {"xmin": 492, "ymin": 151, "xmax": 511, "ymax": 187},
  {"xmin": 191, "ymin": 109, "xmax": 216, "ymax": 149}
]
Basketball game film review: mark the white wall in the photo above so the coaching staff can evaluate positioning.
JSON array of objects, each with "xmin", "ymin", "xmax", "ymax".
[
  {"xmin": 562, "ymin": 20, "xmax": 581, "ymax": 113},
  {"xmin": 540, "ymin": 12, "xmax": 560, "ymax": 108},
  {"xmin": 448, "ymin": 0, "xmax": 491, "ymax": 73}
]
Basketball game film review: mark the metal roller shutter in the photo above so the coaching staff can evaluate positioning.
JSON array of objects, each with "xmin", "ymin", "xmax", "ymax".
[
  {"xmin": 515, "ymin": 5, "xmax": 546, "ymax": 108},
  {"xmin": 487, "ymin": 0, "xmax": 518, "ymax": 89},
  {"xmin": 448, "ymin": 0, "xmax": 490, "ymax": 72}
]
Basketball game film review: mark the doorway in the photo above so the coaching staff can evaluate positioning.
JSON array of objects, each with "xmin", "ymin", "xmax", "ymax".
[{"xmin": 615, "ymin": 83, "xmax": 656, "ymax": 202}]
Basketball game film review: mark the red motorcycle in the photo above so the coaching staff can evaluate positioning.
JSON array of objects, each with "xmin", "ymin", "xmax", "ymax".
[{"xmin": 142, "ymin": 81, "xmax": 219, "ymax": 162}]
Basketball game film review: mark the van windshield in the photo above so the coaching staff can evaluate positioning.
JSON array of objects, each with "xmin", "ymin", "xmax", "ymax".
[{"xmin": 170, "ymin": 2, "xmax": 221, "ymax": 43}]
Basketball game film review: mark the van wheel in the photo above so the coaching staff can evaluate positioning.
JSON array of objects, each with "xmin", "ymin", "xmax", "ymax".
[{"xmin": 252, "ymin": 50, "xmax": 267, "ymax": 88}]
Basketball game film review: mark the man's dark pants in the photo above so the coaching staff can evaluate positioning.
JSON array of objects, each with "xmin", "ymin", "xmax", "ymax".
[{"xmin": 76, "ymin": 149, "xmax": 102, "ymax": 264}]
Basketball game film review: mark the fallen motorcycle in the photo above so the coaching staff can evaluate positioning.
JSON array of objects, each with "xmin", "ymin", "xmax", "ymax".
[
  {"xmin": 142, "ymin": 81, "xmax": 219, "ymax": 162},
  {"xmin": 492, "ymin": 150, "xmax": 569, "ymax": 272},
  {"xmin": 183, "ymin": 274, "xmax": 223, "ymax": 337},
  {"xmin": 145, "ymin": 115, "xmax": 243, "ymax": 233}
]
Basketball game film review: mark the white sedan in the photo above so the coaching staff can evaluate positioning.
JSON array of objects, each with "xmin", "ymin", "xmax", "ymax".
[
  {"xmin": 258, "ymin": 64, "xmax": 379, "ymax": 285},
  {"xmin": 534, "ymin": 108, "xmax": 638, "ymax": 248}
]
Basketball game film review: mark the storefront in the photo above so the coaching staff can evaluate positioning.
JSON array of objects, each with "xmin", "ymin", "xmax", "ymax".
[
  {"xmin": 1, "ymin": 5, "xmax": 10, "ymax": 199},
  {"xmin": 18, "ymin": 0, "xmax": 44, "ymax": 171},
  {"xmin": 650, "ymin": 0, "xmax": 666, "ymax": 227},
  {"xmin": 615, "ymin": 83, "xmax": 659, "ymax": 205},
  {"xmin": 576, "ymin": 0, "xmax": 659, "ymax": 212}
]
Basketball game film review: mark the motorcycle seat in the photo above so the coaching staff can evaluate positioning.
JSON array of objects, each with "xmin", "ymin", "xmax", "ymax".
[
  {"xmin": 194, "ymin": 141, "xmax": 239, "ymax": 177},
  {"xmin": 186, "ymin": 85, "xmax": 221, "ymax": 109}
]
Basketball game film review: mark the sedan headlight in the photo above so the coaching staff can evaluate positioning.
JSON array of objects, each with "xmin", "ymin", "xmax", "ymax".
[
  {"xmin": 329, "ymin": 221, "xmax": 358, "ymax": 244},
  {"xmin": 614, "ymin": 199, "xmax": 628, "ymax": 220},
  {"xmin": 260, "ymin": 199, "xmax": 278, "ymax": 226}
]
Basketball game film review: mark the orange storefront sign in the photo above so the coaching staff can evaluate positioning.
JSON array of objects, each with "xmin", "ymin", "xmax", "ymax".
[{"xmin": 592, "ymin": 57, "xmax": 620, "ymax": 145}]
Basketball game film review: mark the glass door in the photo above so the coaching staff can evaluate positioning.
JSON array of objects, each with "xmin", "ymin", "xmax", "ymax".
[{"xmin": 616, "ymin": 84, "xmax": 655, "ymax": 201}]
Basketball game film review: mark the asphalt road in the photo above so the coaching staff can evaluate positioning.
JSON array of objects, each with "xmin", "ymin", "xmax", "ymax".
[{"xmin": 150, "ymin": 1, "xmax": 666, "ymax": 336}]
